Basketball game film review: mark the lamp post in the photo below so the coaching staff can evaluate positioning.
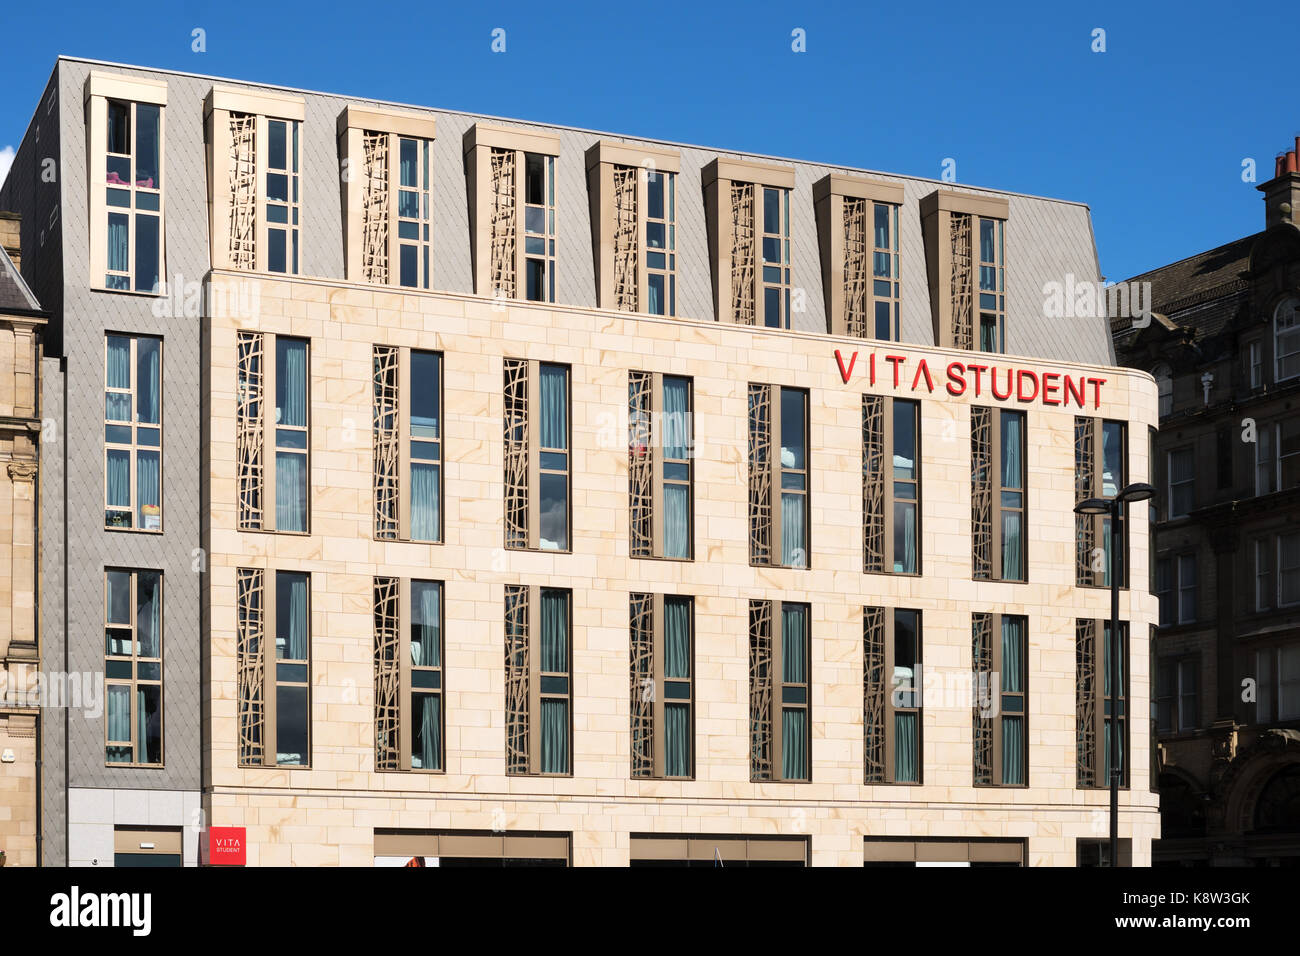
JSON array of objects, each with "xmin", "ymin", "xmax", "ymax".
[{"xmin": 1074, "ymin": 481, "xmax": 1156, "ymax": 866}]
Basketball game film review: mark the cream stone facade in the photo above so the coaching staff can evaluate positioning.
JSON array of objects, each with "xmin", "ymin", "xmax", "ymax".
[{"xmin": 202, "ymin": 272, "xmax": 1160, "ymax": 867}]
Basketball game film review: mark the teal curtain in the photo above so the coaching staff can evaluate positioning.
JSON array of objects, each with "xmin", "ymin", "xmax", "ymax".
[
  {"xmin": 137, "ymin": 573, "xmax": 160, "ymax": 658},
  {"xmin": 136, "ymin": 450, "xmax": 160, "ymax": 528},
  {"xmin": 1002, "ymin": 512, "xmax": 1023, "ymax": 580},
  {"xmin": 980, "ymin": 318, "xmax": 999, "ymax": 352},
  {"xmin": 662, "ymin": 378, "xmax": 689, "ymax": 458},
  {"xmin": 277, "ymin": 340, "xmax": 307, "ymax": 427},
  {"xmin": 1101, "ymin": 517, "xmax": 1113, "ymax": 587},
  {"xmin": 1002, "ymin": 715, "xmax": 1024, "ymax": 784},
  {"xmin": 1001, "ymin": 617, "xmax": 1023, "ymax": 693},
  {"xmin": 540, "ymin": 590, "xmax": 567, "ymax": 672},
  {"xmin": 894, "ymin": 712, "xmax": 918, "ymax": 782},
  {"xmin": 665, "ymin": 703, "xmax": 689, "ymax": 777},
  {"xmin": 416, "ymin": 694, "xmax": 441, "ymax": 770},
  {"xmin": 664, "ymin": 598, "xmax": 690, "ymax": 678},
  {"xmin": 136, "ymin": 689, "xmax": 148, "ymax": 764},
  {"xmin": 781, "ymin": 604, "xmax": 806, "ymax": 683},
  {"xmin": 411, "ymin": 581, "xmax": 441, "ymax": 667},
  {"xmin": 106, "ymin": 337, "xmax": 132, "ymax": 420},
  {"xmin": 106, "ymin": 449, "xmax": 131, "ymax": 508},
  {"xmin": 539, "ymin": 365, "xmax": 567, "ymax": 450},
  {"xmin": 781, "ymin": 493, "xmax": 806, "ymax": 566},
  {"xmin": 106, "ymin": 685, "xmax": 131, "ymax": 753},
  {"xmin": 646, "ymin": 278, "xmax": 662, "ymax": 316},
  {"xmin": 540, "ymin": 699, "xmax": 568, "ymax": 773},
  {"xmin": 284, "ymin": 574, "xmax": 307, "ymax": 660},
  {"xmin": 136, "ymin": 338, "xmax": 161, "ymax": 423},
  {"xmin": 410, "ymin": 462, "xmax": 440, "ymax": 541},
  {"xmin": 895, "ymin": 502, "xmax": 917, "ymax": 573},
  {"xmin": 781, "ymin": 709, "xmax": 807, "ymax": 779},
  {"xmin": 275, "ymin": 452, "xmax": 307, "ymax": 531},
  {"xmin": 1001, "ymin": 413, "xmax": 1022, "ymax": 488},
  {"xmin": 107, "ymin": 214, "xmax": 129, "ymax": 274},
  {"xmin": 663, "ymin": 485, "xmax": 689, "ymax": 558}
]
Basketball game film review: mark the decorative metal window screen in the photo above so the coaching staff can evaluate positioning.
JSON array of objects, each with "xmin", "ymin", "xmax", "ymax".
[
  {"xmin": 361, "ymin": 131, "xmax": 389, "ymax": 284},
  {"xmin": 373, "ymin": 576, "xmax": 400, "ymax": 771},
  {"xmin": 863, "ymin": 395, "xmax": 886, "ymax": 572},
  {"xmin": 228, "ymin": 112, "xmax": 256, "ymax": 270},
  {"xmin": 748, "ymin": 599, "xmax": 774, "ymax": 780},
  {"xmin": 613, "ymin": 164, "xmax": 638, "ymax": 312},
  {"xmin": 489, "ymin": 148, "xmax": 517, "ymax": 300},
  {"xmin": 971, "ymin": 405, "xmax": 994, "ymax": 579},
  {"xmin": 504, "ymin": 584, "xmax": 530, "ymax": 775},
  {"xmin": 863, "ymin": 605, "xmax": 886, "ymax": 783},
  {"xmin": 503, "ymin": 359, "xmax": 529, "ymax": 549},
  {"xmin": 236, "ymin": 567, "xmax": 265, "ymax": 766},
  {"xmin": 972, "ymin": 612, "xmax": 994, "ymax": 786},
  {"xmin": 730, "ymin": 182, "xmax": 756, "ymax": 326},
  {"xmin": 949, "ymin": 212, "xmax": 974, "ymax": 350},
  {"xmin": 748, "ymin": 384, "xmax": 773, "ymax": 565},
  {"xmin": 1076, "ymin": 618, "xmax": 1099, "ymax": 788},
  {"xmin": 628, "ymin": 371, "xmax": 653, "ymax": 558},
  {"xmin": 373, "ymin": 346, "xmax": 400, "ymax": 540},
  {"xmin": 630, "ymin": 592, "xmax": 654, "ymax": 778},
  {"xmin": 843, "ymin": 197, "xmax": 868, "ymax": 337},
  {"xmin": 236, "ymin": 332, "xmax": 264, "ymax": 531}
]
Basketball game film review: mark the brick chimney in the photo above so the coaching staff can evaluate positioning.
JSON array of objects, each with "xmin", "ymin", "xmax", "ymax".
[
  {"xmin": 0, "ymin": 211, "xmax": 19, "ymax": 270},
  {"xmin": 1258, "ymin": 137, "xmax": 1300, "ymax": 228}
]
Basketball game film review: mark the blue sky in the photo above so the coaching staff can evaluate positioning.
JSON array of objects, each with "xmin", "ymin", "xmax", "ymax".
[{"xmin": 0, "ymin": 0, "xmax": 1288, "ymax": 280}]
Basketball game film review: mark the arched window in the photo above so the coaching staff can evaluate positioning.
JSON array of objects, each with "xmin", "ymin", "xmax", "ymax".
[
  {"xmin": 1276, "ymin": 297, "xmax": 1300, "ymax": 383},
  {"xmin": 1254, "ymin": 763, "xmax": 1300, "ymax": 832},
  {"xmin": 1152, "ymin": 363, "xmax": 1173, "ymax": 417}
]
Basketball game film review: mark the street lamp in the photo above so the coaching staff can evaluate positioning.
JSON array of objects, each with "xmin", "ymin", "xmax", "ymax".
[{"xmin": 1074, "ymin": 481, "xmax": 1156, "ymax": 867}]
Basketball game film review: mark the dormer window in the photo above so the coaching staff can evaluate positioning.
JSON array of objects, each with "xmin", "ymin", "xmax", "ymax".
[{"xmin": 1275, "ymin": 296, "xmax": 1300, "ymax": 382}]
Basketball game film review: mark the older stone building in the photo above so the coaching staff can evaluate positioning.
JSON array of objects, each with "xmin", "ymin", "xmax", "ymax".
[
  {"xmin": 3, "ymin": 56, "xmax": 1158, "ymax": 866},
  {"xmin": 0, "ymin": 212, "xmax": 45, "ymax": 867},
  {"xmin": 1114, "ymin": 142, "xmax": 1300, "ymax": 866}
]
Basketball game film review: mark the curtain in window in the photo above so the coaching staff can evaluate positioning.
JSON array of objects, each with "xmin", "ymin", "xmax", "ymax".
[
  {"xmin": 106, "ymin": 449, "xmax": 131, "ymax": 509},
  {"xmin": 285, "ymin": 574, "xmax": 308, "ymax": 660},
  {"xmin": 1002, "ymin": 513, "xmax": 1022, "ymax": 580},
  {"xmin": 106, "ymin": 685, "xmax": 131, "ymax": 757},
  {"xmin": 665, "ymin": 702, "xmax": 689, "ymax": 777},
  {"xmin": 781, "ymin": 603, "xmax": 806, "ymax": 683},
  {"xmin": 275, "ymin": 452, "xmax": 307, "ymax": 532},
  {"xmin": 1101, "ymin": 425, "xmax": 1119, "ymax": 496},
  {"xmin": 411, "ymin": 582, "xmax": 440, "ymax": 667},
  {"xmin": 894, "ymin": 712, "xmax": 918, "ymax": 782},
  {"xmin": 136, "ymin": 689, "xmax": 149, "ymax": 764},
  {"xmin": 781, "ymin": 493, "xmax": 806, "ymax": 566},
  {"xmin": 662, "ymin": 378, "xmax": 689, "ymax": 459},
  {"xmin": 1001, "ymin": 617, "xmax": 1023, "ymax": 694},
  {"xmin": 647, "ymin": 279, "xmax": 662, "ymax": 317},
  {"xmin": 410, "ymin": 462, "xmax": 440, "ymax": 541},
  {"xmin": 664, "ymin": 598, "xmax": 690, "ymax": 679},
  {"xmin": 136, "ymin": 338, "xmax": 161, "ymax": 424},
  {"xmin": 897, "ymin": 502, "xmax": 917, "ymax": 573},
  {"xmin": 136, "ymin": 451, "xmax": 160, "ymax": 527},
  {"xmin": 1101, "ymin": 517, "xmax": 1113, "ymax": 587},
  {"xmin": 136, "ymin": 574, "xmax": 161, "ymax": 658},
  {"xmin": 663, "ymin": 485, "xmax": 689, "ymax": 558},
  {"xmin": 540, "ymin": 590, "xmax": 568, "ymax": 672},
  {"xmin": 979, "ymin": 319, "xmax": 999, "ymax": 353},
  {"xmin": 540, "ymin": 699, "xmax": 568, "ymax": 773},
  {"xmin": 417, "ymin": 694, "xmax": 441, "ymax": 770},
  {"xmin": 539, "ymin": 365, "xmax": 567, "ymax": 450},
  {"xmin": 106, "ymin": 337, "xmax": 131, "ymax": 407},
  {"xmin": 1001, "ymin": 413, "xmax": 1022, "ymax": 487},
  {"xmin": 781, "ymin": 708, "xmax": 807, "ymax": 779},
  {"xmin": 278, "ymin": 341, "xmax": 307, "ymax": 427},
  {"xmin": 1002, "ymin": 715, "xmax": 1024, "ymax": 785},
  {"xmin": 107, "ymin": 214, "xmax": 129, "ymax": 275}
]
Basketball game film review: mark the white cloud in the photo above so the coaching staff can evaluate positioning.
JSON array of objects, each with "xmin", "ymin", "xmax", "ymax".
[{"xmin": 0, "ymin": 146, "xmax": 13, "ymax": 188}]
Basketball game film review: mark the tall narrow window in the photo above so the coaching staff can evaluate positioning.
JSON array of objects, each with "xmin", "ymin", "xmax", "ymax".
[
  {"xmin": 236, "ymin": 568, "xmax": 311, "ymax": 768},
  {"xmin": 972, "ymin": 406, "xmax": 1025, "ymax": 582},
  {"xmin": 237, "ymin": 332, "xmax": 309, "ymax": 533},
  {"xmin": 862, "ymin": 395, "xmax": 920, "ymax": 574},
  {"xmin": 1256, "ymin": 424, "xmax": 1275, "ymax": 496},
  {"xmin": 1168, "ymin": 447, "xmax": 1195, "ymax": 517},
  {"xmin": 275, "ymin": 338, "xmax": 309, "ymax": 532},
  {"xmin": 644, "ymin": 170, "xmax": 676, "ymax": 316},
  {"xmin": 504, "ymin": 586, "xmax": 572, "ymax": 775},
  {"xmin": 503, "ymin": 360, "xmax": 570, "ymax": 552},
  {"xmin": 102, "ymin": 100, "xmax": 163, "ymax": 291},
  {"xmin": 919, "ymin": 191, "xmax": 1009, "ymax": 350},
  {"xmin": 1249, "ymin": 341, "xmax": 1263, "ymax": 390},
  {"xmin": 1281, "ymin": 532, "xmax": 1300, "ymax": 607},
  {"xmin": 373, "ymin": 577, "xmax": 444, "ymax": 772},
  {"xmin": 628, "ymin": 372, "xmax": 693, "ymax": 559},
  {"xmin": 397, "ymin": 138, "xmax": 432, "ymax": 288},
  {"xmin": 863, "ymin": 606, "xmax": 922, "ymax": 784},
  {"xmin": 1280, "ymin": 420, "xmax": 1300, "ymax": 492},
  {"xmin": 1275, "ymin": 296, "xmax": 1300, "ymax": 382},
  {"xmin": 749, "ymin": 599, "xmax": 810, "ymax": 781},
  {"xmin": 870, "ymin": 202, "xmax": 901, "ymax": 340},
  {"xmin": 629, "ymin": 593, "xmax": 694, "ymax": 779},
  {"xmin": 1075, "ymin": 418, "xmax": 1128, "ymax": 587},
  {"xmin": 977, "ymin": 217, "xmax": 1006, "ymax": 353},
  {"xmin": 813, "ymin": 175, "xmax": 903, "ymax": 338},
  {"xmin": 1156, "ymin": 657, "xmax": 1198, "ymax": 733},
  {"xmin": 104, "ymin": 569, "xmax": 163, "ymax": 766},
  {"xmin": 1255, "ymin": 537, "xmax": 1273, "ymax": 612},
  {"xmin": 972, "ymin": 613, "xmax": 1026, "ymax": 786},
  {"xmin": 1152, "ymin": 363, "xmax": 1173, "ymax": 417},
  {"xmin": 760, "ymin": 186, "xmax": 792, "ymax": 328},
  {"xmin": 104, "ymin": 334, "xmax": 162, "ymax": 531},
  {"xmin": 1177, "ymin": 553, "xmax": 1197, "ymax": 623},
  {"xmin": 523, "ymin": 153, "xmax": 557, "ymax": 302},
  {"xmin": 1076, "ymin": 619, "xmax": 1128, "ymax": 789},
  {"xmin": 1255, "ymin": 644, "xmax": 1300, "ymax": 722},
  {"xmin": 372, "ymin": 347, "xmax": 442, "ymax": 543},
  {"xmin": 748, "ymin": 384, "xmax": 809, "ymax": 568},
  {"xmin": 265, "ymin": 117, "xmax": 301, "ymax": 274}
]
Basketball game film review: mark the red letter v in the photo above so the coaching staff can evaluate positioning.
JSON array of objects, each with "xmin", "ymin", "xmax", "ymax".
[{"xmin": 834, "ymin": 349, "xmax": 858, "ymax": 384}]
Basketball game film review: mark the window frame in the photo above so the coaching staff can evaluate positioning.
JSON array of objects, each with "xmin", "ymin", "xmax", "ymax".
[
  {"xmin": 974, "ymin": 406, "xmax": 1027, "ymax": 583},
  {"xmin": 1254, "ymin": 642, "xmax": 1300, "ymax": 723},
  {"xmin": 504, "ymin": 585, "xmax": 573, "ymax": 777},
  {"xmin": 372, "ymin": 346, "xmax": 443, "ymax": 543},
  {"xmin": 103, "ymin": 569, "xmax": 164, "ymax": 768},
  {"xmin": 1075, "ymin": 417, "xmax": 1128, "ymax": 588},
  {"xmin": 104, "ymin": 333, "xmax": 164, "ymax": 533},
  {"xmin": 759, "ymin": 185, "xmax": 793, "ymax": 329},
  {"xmin": 1281, "ymin": 531, "xmax": 1300, "ymax": 609},
  {"xmin": 1167, "ymin": 446, "xmax": 1195, "ymax": 519},
  {"xmin": 236, "ymin": 568, "xmax": 312, "ymax": 769},
  {"xmin": 749, "ymin": 599, "xmax": 811, "ymax": 783},
  {"xmin": 972, "ymin": 612, "xmax": 1028, "ymax": 788},
  {"xmin": 374, "ymin": 577, "xmax": 445, "ymax": 773},
  {"xmin": 1155, "ymin": 655, "xmax": 1198, "ymax": 734},
  {"xmin": 236, "ymin": 332, "xmax": 310, "ymax": 534},
  {"xmin": 1274, "ymin": 295, "xmax": 1300, "ymax": 383},
  {"xmin": 1248, "ymin": 340, "xmax": 1263, "ymax": 391},
  {"xmin": 748, "ymin": 383, "xmax": 810, "ymax": 569},
  {"xmin": 863, "ymin": 395, "xmax": 921, "ymax": 575},
  {"xmin": 628, "ymin": 371, "xmax": 694, "ymax": 560},
  {"xmin": 629, "ymin": 592, "xmax": 695, "ymax": 780},
  {"xmin": 263, "ymin": 116, "xmax": 301, "ymax": 275},
  {"xmin": 976, "ymin": 216, "xmax": 1006, "ymax": 353},
  {"xmin": 1076, "ymin": 618, "xmax": 1129, "ymax": 790},
  {"xmin": 864, "ymin": 606, "xmax": 923, "ymax": 785}
]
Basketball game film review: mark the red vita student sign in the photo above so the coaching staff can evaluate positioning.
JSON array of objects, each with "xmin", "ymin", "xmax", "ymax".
[
  {"xmin": 206, "ymin": 827, "xmax": 247, "ymax": 866},
  {"xmin": 833, "ymin": 349, "xmax": 1106, "ymax": 409}
]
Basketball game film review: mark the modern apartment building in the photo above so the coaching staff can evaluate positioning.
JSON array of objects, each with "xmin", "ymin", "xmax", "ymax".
[
  {"xmin": 1113, "ymin": 141, "xmax": 1300, "ymax": 866},
  {"xmin": 1, "ymin": 56, "xmax": 1159, "ymax": 866}
]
